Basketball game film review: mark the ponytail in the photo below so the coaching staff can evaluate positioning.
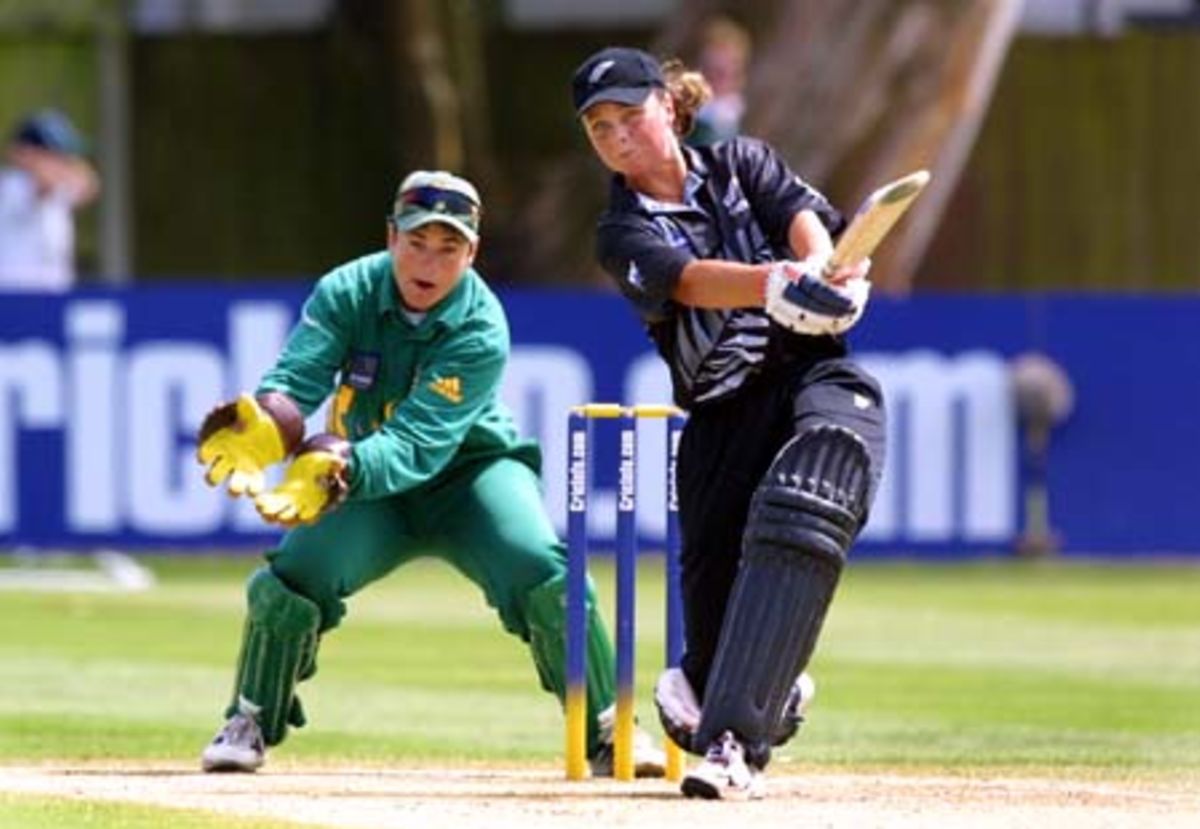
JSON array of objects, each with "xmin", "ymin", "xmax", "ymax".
[{"xmin": 661, "ymin": 59, "xmax": 713, "ymax": 138}]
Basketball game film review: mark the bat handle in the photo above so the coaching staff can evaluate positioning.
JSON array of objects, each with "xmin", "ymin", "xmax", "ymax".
[{"xmin": 821, "ymin": 257, "xmax": 849, "ymax": 282}]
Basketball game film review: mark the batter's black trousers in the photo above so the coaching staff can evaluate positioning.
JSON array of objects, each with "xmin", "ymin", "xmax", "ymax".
[{"xmin": 676, "ymin": 356, "xmax": 888, "ymax": 699}]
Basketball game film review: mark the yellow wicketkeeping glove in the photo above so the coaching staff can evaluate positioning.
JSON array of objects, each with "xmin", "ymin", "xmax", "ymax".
[
  {"xmin": 254, "ymin": 434, "xmax": 351, "ymax": 527},
  {"xmin": 197, "ymin": 392, "xmax": 304, "ymax": 497}
]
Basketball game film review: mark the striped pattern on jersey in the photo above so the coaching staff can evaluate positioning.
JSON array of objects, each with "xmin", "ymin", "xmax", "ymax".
[{"xmin": 643, "ymin": 177, "xmax": 772, "ymax": 404}]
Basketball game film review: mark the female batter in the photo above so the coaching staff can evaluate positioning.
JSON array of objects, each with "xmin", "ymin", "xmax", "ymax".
[{"xmin": 571, "ymin": 48, "xmax": 887, "ymax": 799}]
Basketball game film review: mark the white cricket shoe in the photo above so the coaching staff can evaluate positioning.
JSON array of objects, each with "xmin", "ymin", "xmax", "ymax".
[
  {"xmin": 680, "ymin": 730, "xmax": 764, "ymax": 800},
  {"xmin": 590, "ymin": 705, "xmax": 668, "ymax": 778},
  {"xmin": 656, "ymin": 667, "xmax": 816, "ymax": 750},
  {"xmin": 774, "ymin": 671, "xmax": 817, "ymax": 746},
  {"xmin": 201, "ymin": 712, "xmax": 266, "ymax": 773},
  {"xmin": 654, "ymin": 667, "xmax": 701, "ymax": 751}
]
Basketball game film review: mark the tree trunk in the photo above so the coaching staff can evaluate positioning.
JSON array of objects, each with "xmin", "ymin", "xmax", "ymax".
[
  {"xmin": 725, "ymin": 0, "xmax": 1022, "ymax": 292},
  {"xmin": 340, "ymin": 0, "xmax": 493, "ymax": 189}
]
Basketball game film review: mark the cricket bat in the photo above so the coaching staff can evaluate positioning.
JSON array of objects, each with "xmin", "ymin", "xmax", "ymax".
[{"xmin": 824, "ymin": 169, "xmax": 931, "ymax": 277}]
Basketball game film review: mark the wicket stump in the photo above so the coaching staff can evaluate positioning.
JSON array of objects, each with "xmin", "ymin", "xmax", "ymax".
[{"xmin": 565, "ymin": 403, "xmax": 686, "ymax": 781}]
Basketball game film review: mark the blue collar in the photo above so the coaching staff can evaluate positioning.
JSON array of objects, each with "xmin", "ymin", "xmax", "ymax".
[{"xmin": 635, "ymin": 171, "xmax": 705, "ymax": 214}]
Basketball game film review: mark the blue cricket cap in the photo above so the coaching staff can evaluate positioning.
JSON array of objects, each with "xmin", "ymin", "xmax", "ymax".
[
  {"xmin": 572, "ymin": 47, "xmax": 666, "ymax": 116},
  {"xmin": 11, "ymin": 109, "xmax": 86, "ymax": 156}
]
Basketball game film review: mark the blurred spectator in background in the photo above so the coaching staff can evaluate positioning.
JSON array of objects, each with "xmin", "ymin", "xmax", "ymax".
[
  {"xmin": 686, "ymin": 16, "xmax": 752, "ymax": 146},
  {"xmin": 0, "ymin": 109, "xmax": 100, "ymax": 292}
]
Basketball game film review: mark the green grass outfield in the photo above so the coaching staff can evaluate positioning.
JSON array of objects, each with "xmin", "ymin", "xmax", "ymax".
[{"xmin": 1, "ymin": 554, "xmax": 1198, "ymax": 824}]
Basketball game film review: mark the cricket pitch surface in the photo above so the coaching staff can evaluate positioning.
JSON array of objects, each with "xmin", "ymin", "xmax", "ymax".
[{"xmin": 3, "ymin": 764, "xmax": 1198, "ymax": 828}]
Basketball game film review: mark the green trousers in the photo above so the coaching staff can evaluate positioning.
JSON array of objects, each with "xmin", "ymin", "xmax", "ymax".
[
  {"xmin": 272, "ymin": 456, "xmax": 559, "ymax": 634},
  {"xmin": 235, "ymin": 454, "xmax": 615, "ymax": 752}
]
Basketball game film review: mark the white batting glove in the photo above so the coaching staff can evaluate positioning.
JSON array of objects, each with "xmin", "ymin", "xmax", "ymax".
[{"xmin": 763, "ymin": 258, "xmax": 871, "ymax": 336}]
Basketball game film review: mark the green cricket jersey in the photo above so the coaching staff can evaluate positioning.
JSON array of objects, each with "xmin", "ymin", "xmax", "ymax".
[
  {"xmin": 229, "ymin": 252, "xmax": 619, "ymax": 757},
  {"xmin": 258, "ymin": 250, "xmax": 539, "ymax": 500}
]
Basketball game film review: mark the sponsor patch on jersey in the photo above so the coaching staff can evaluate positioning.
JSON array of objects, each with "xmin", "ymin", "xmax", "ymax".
[
  {"xmin": 428, "ymin": 374, "xmax": 464, "ymax": 404},
  {"xmin": 346, "ymin": 352, "xmax": 380, "ymax": 390}
]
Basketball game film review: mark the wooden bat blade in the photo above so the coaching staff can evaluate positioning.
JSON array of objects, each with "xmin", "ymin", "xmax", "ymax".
[{"xmin": 826, "ymin": 170, "xmax": 931, "ymax": 275}]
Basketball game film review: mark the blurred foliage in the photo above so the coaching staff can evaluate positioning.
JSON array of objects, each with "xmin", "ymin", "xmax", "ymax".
[
  {"xmin": 130, "ymin": 5, "xmax": 651, "ymax": 281},
  {"xmin": 0, "ymin": 0, "xmax": 108, "ymax": 33},
  {"xmin": 132, "ymin": 30, "xmax": 395, "ymax": 278},
  {"xmin": 1, "ymin": 2, "xmax": 1198, "ymax": 288},
  {"xmin": 479, "ymin": 25, "xmax": 649, "ymax": 287},
  {"xmin": 923, "ymin": 32, "xmax": 1200, "ymax": 290}
]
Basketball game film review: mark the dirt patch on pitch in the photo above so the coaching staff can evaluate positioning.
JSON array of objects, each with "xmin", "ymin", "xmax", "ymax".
[{"xmin": 2, "ymin": 765, "xmax": 1198, "ymax": 828}]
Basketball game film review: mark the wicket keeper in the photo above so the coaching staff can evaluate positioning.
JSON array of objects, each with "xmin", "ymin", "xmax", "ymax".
[{"xmin": 196, "ymin": 170, "xmax": 665, "ymax": 777}]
